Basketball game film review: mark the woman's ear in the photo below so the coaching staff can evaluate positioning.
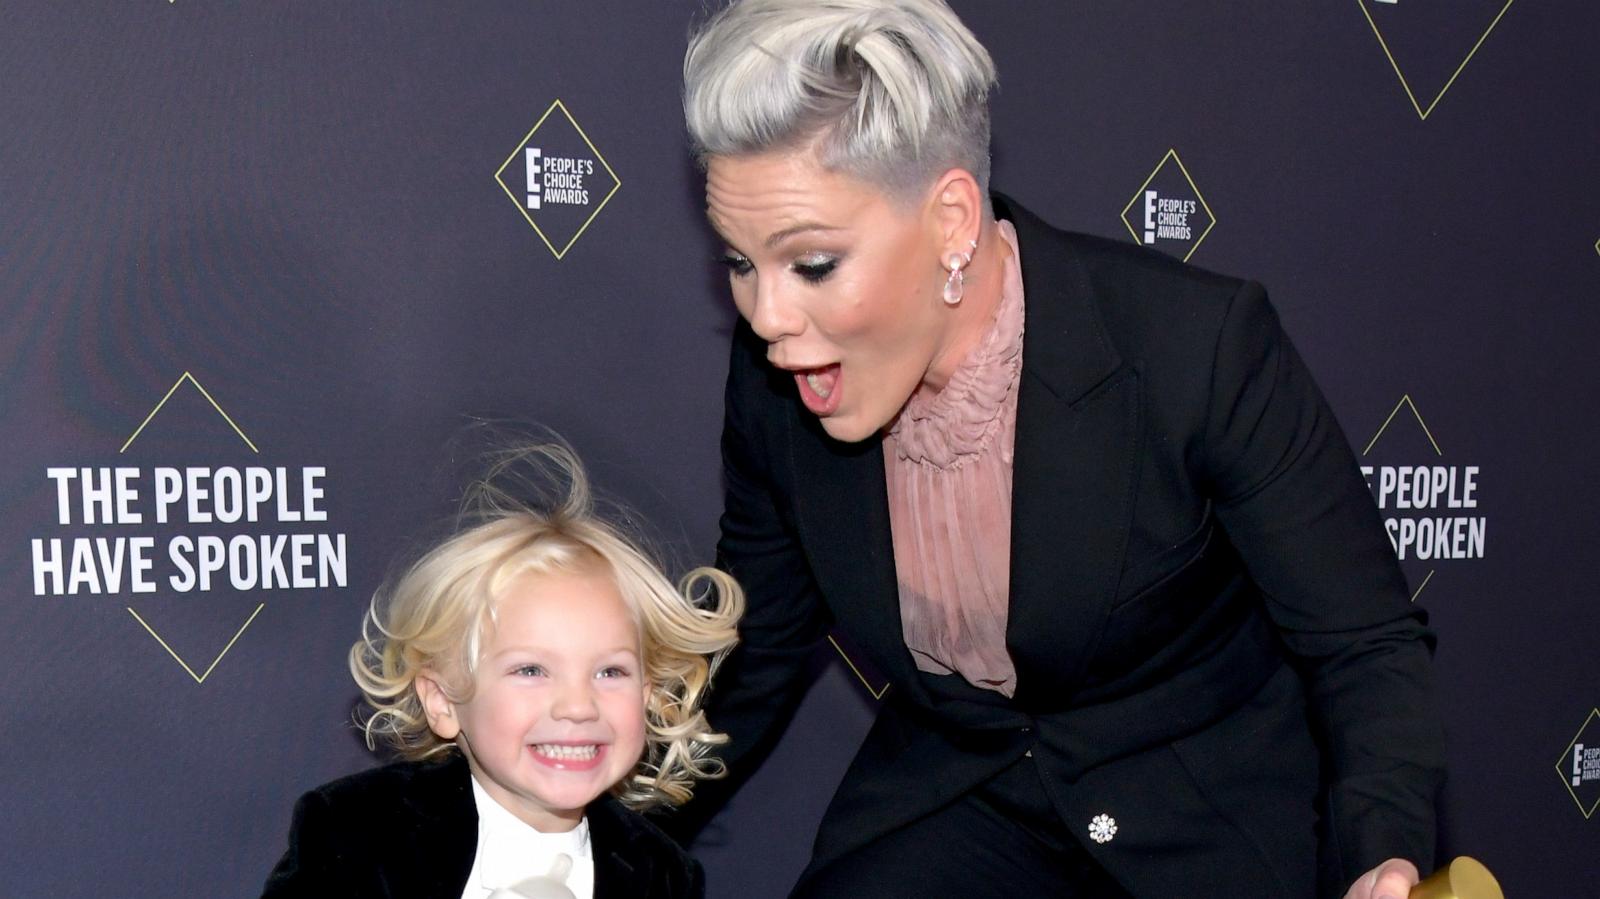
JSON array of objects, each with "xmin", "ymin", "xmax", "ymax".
[
  {"xmin": 416, "ymin": 670, "xmax": 461, "ymax": 740},
  {"xmin": 929, "ymin": 167, "xmax": 984, "ymax": 253}
]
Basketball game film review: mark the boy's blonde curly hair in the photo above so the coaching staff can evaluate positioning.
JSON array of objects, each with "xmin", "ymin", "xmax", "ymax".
[{"xmin": 349, "ymin": 442, "xmax": 743, "ymax": 810}]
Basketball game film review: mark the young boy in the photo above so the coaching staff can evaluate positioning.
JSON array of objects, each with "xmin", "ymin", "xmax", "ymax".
[{"xmin": 263, "ymin": 445, "xmax": 743, "ymax": 898}]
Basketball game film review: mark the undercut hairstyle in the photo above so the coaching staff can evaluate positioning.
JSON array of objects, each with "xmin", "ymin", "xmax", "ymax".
[
  {"xmin": 684, "ymin": 0, "xmax": 998, "ymax": 203},
  {"xmin": 350, "ymin": 442, "xmax": 745, "ymax": 810}
]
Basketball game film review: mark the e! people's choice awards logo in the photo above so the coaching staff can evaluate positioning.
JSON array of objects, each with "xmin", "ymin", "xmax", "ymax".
[
  {"xmin": 27, "ymin": 373, "xmax": 348, "ymax": 683},
  {"xmin": 1357, "ymin": 0, "xmax": 1516, "ymax": 120},
  {"xmin": 1559, "ymin": 709, "xmax": 1600, "ymax": 820},
  {"xmin": 1359, "ymin": 395, "xmax": 1487, "ymax": 602},
  {"xmin": 1120, "ymin": 149, "xmax": 1216, "ymax": 263},
  {"xmin": 494, "ymin": 99, "xmax": 621, "ymax": 260}
]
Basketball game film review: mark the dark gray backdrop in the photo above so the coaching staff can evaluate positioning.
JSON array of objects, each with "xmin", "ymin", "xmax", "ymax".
[{"xmin": 2, "ymin": 1, "xmax": 1596, "ymax": 895}]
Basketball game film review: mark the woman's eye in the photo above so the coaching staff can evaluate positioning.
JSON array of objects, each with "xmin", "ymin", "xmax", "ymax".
[
  {"xmin": 792, "ymin": 256, "xmax": 838, "ymax": 283},
  {"xmin": 716, "ymin": 253, "xmax": 753, "ymax": 277}
]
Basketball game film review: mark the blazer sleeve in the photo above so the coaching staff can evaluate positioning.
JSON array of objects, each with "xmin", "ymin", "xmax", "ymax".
[
  {"xmin": 1201, "ymin": 281, "xmax": 1445, "ymax": 891},
  {"xmin": 667, "ymin": 323, "xmax": 835, "ymax": 837},
  {"xmin": 260, "ymin": 789, "xmax": 361, "ymax": 897},
  {"xmin": 685, "ymin": 856, "xmax": 707, "ymax": 898}
]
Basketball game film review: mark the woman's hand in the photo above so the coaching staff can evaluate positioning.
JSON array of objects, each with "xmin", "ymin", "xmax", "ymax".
[{"xmin": 1344, "ymin": 858, "xmax": 1420, "ymax": 899}]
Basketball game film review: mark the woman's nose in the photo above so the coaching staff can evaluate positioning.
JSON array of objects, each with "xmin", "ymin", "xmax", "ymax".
[{"xmin": 748, "ymin": 280, "xmax": 805, "ymax": 343}]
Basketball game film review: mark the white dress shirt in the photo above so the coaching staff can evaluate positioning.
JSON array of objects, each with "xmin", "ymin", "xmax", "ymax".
[{"xmin": 460, "ymin": 775, "xmax": 595, "ymax": 899}]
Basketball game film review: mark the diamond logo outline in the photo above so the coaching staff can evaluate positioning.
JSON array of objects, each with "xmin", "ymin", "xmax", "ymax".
[
  {"xmin": 128, "ymin": 603, "xmax": 266, "ymax": 684},
  {"xmin": 1356, "ymin": 0, "xmax": 1516, "ymax": 121},
  {"xmin": 121, "ymin": 371, "xmax": 258, "ymax": 454},
  {"xmin": 121, "ymin": 371, "xmax": 267, "ymax": 684},
  {"xmin": 828, "ymin": 634, "xmax": 890, "ymax": 700},
  {"xmin": 1556, "ymin": 708, "xmax": 1600, "ymax": 819},
  {"xmin": 1362, "ymin": 394, "xmax": 1443, "ymax": 459},
  {"xmin": 1362, "ymin": 394, "xmax": 1446, "ymax": 602},
  {"xmin": 1119, "ymin": 148, "xmax": 1217, "ymax": 264},
  {"xmin": 493, "ymin": 99, "xmax": 622, "ymax": 260}
]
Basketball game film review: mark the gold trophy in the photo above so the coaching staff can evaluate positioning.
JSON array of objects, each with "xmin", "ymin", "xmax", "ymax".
[{"xmin": 1410, "ymin": 857, "xmax": 1503, "ymax": 899}]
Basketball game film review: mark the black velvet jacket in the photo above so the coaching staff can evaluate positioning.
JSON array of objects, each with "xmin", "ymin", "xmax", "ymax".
[{"xmin": 262, "ymin": 753, "xmax": 704, "ymax": 898}]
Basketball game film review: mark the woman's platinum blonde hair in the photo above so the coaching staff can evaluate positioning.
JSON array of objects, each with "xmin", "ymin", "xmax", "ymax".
[
  {"xmin": 684, "ymin": 0, "xmax": 998, "ymax": 202},
  {"xmin": 350, "ymin": 442, "xmax": 744, "ymax": 810}
]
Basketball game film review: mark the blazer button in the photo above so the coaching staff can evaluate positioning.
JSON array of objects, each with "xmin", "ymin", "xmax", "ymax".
[{"xmin": 1088, "ymin": 814, "xmax": 1117, "ymax": 844}]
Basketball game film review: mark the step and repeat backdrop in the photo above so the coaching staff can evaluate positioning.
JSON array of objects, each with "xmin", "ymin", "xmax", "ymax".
[{"xmin": 2, "ymin": 1, "xmax": 1596, "ymax": 895}]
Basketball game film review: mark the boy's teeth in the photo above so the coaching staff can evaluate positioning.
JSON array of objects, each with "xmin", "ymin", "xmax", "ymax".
[
  {"xmin": 806, "ymin": 372, "xmax": 832, "ymax": 398},
  {"xmin": 534, "ymin": 744, "xmax": 599, "ymax": 760}
]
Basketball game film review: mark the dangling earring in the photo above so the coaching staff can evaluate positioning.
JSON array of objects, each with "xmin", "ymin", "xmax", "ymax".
[{"xmin": 941, "ymin": 238, "xmax": 978, "ymax": 305}]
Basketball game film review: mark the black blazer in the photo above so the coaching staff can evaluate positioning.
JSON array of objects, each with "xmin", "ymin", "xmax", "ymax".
[
  {"xmin": 262, "ymin": 753, "xmax": 704, "ymax": 898},
  {"xmin": 701, "ymin": 195, "xmax": 1444, "ymax": 897}
]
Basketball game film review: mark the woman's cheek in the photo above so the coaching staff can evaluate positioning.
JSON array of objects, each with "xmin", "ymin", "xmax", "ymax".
[
  {"xmin": 817, "ymin": 284, "xmax": 883, "ymax": 343},
  {"xmin": 729, "ymin": 285, "xmax": 755, "ymax": 321}
]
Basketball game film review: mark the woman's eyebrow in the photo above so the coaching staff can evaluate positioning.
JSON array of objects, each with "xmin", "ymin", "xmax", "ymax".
[{"xmin": 765, "ymin": 223, "xmax": 845, "ymax": 248}]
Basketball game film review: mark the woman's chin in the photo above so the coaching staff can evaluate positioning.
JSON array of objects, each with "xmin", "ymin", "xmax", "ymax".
[{"xmin": 817, "ymin": 409, "xmax": 883, "ymax": 444}]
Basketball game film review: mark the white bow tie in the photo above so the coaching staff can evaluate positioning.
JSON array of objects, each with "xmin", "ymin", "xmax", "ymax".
[{"xmin": 486, "ymin": 853, "xmax": 578, "ymax": 899}]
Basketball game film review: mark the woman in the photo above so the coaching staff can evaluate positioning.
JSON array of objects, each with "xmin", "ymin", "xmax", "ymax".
[{"xmin": 679, "ymin": 1, "xmax": 1444, "ymax": 896}]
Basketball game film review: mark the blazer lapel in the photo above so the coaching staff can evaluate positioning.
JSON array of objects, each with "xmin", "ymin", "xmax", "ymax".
[
  {"xmin": 392, "ymin": 754, "xmax": 478, "ymax": 899},
  {"xmin": 996, "ymin": 195, "xmax": 1141, "ymax": 709},
  {"xmin": 785, "ymin": 413, "xmax": 925, "ymax": 697},
  {"xmin": 591, "ymin": 855, "xmax": 642, "ymax": 899},
  {"xmin": 783, "ymin": 196, "xmax": 1141, "ymax": 710},
  {"xmin": 587, "ymin": 797, "xmax": 654, "ymax": 899}
]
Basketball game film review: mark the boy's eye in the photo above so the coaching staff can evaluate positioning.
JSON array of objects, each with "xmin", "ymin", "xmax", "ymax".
[
  {"xmin": 792, "ymin": 255, "xmax": 839, "ymax": 283},
  {"xmin": 716, "ymin": 252, "xmax": 753, "ymax": 277},
  {"xmin": 513, "ymin": 664, "xmax": 546, "ymax": 677},
  {"xmin": 597, "ymin": 665, "xmax": 632, "ymax": 679}
]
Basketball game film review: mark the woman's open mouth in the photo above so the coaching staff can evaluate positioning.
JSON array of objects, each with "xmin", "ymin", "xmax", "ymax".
[{"xmin": 795, "ymin": 363, "xmax": 842, "ymax": 416}]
